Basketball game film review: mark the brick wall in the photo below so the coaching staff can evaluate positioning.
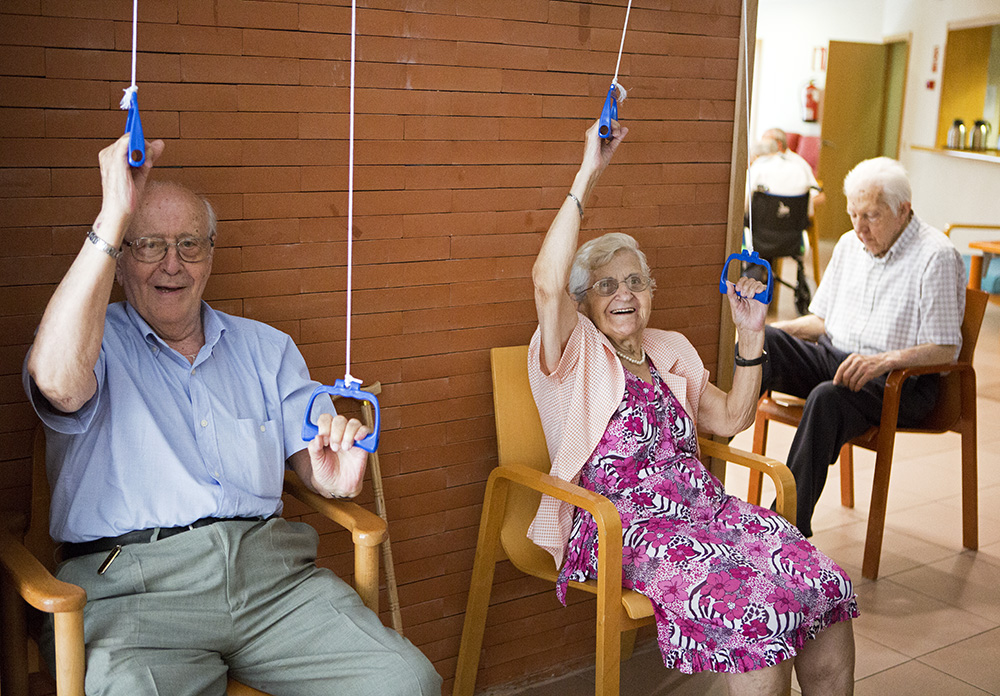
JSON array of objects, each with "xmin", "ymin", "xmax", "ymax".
[{"xmin": 0, "ymin": 0, "xmax": 741, "ymax": 690}]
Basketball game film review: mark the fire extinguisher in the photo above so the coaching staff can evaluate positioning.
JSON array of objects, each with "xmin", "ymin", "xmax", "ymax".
[{"xmin": 801, "ymin": 80, "xmax": 820, "ymax": 122}]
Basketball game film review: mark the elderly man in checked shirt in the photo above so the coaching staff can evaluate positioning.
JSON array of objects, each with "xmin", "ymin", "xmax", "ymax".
[{"xmin": 754, "ymin": 156, "xmax": 966, "ymax": 538}]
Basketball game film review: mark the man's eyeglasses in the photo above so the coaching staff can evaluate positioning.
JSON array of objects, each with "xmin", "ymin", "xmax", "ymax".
[
  {"xmin": 122, "ymin": 236, "xmax": 215, "ymax": 264},
  {"xmin": 588, "ymin": 274, "xmax": 652, "ymax": 297}
]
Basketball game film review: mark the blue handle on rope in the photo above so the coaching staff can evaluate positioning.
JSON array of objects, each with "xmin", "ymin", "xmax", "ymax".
[
  {"xmin": 598, "ymin": 83, "xmax": 618, "ymax": 139},
  {"xmin": 124, "ymin": 91, "xmax": 145, "ymax": 168},
  {"xmin": 301, "ymin": 379, "xmax": 381, "ymax": 453},
  {"xmin": 719, "ymin": 250, "xmax": 774, "ymax": 304}
]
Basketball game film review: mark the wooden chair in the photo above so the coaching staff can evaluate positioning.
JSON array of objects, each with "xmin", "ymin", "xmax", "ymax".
[
  {"xmin": 748, "ymin": 288, "xmax": 989, "ymax": 580},
  {"xmin": 0, "ymin": 387, "xmax": 388, "ymax": 696},
  {"xmin": 452, "ymin": 345, "xmax": 797, "ymax": 696}
]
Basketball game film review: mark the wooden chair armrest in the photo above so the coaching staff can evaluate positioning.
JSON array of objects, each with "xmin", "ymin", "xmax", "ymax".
[
  {"xmin": 283, "ymin": 471, "xmax": 387, "ymax": 548},
  {"xmin": 886, "ymin": 360, "xmax": 972, "ymax": 388},
  {"xmin": 490, "ymin": 464, "xmax": 622, "ymax": 538},
  {"xmin": 698, "ymin": 437, "xmax": 797, "ymax": 524},
  {"xmin": 0, "ymin": 526, "xmax": 86, "ymax": 614}
]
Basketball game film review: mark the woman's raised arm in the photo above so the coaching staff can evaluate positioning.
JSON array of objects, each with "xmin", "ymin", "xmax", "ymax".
[{"xmin": 533, "ymin": 120, "xmax": 627, "ymax": 373}]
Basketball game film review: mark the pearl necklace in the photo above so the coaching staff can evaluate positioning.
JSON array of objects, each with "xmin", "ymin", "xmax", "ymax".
[{"xmin": 616, "ymin": 347, "xmax": 646, "ymax": 365}]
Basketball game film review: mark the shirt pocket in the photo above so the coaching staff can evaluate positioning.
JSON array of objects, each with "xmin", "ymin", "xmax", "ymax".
[{"xmin": 234, "ymin": 417, "xmax": 283, "ymax": 499}]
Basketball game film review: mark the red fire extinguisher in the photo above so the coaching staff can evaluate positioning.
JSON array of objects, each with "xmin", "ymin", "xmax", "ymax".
[{"xmin": 801, "ymin": 80, "xmax": 820, "ymax": 122}]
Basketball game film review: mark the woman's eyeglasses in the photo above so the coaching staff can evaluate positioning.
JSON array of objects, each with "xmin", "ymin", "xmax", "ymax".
[
  {"xmin": 588, "ymin": 274, "xmax": 652, "ymax": 296},
  {"xmin": 122, "ymin": 236, "xmax": 214, "ymax": 263}
]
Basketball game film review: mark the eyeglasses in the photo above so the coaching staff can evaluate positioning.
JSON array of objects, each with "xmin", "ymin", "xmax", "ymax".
[
  {"xmin": 588, "ymin": 274, "xmax": 652, "ymax": 297},
  {"xmin": 122, "ymin": 236, "xmax": 215, "ymax": 264}
]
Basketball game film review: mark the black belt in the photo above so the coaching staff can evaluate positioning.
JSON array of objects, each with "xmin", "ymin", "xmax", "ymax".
[{"xmin": 61, "ymin": 517, "xmax": 267, "ymax": 562}]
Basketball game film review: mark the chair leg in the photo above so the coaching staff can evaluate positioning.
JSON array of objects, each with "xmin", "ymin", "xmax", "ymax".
[
  {"xmin": 839, "ymin": 444, "xmax": 854, "ymax": 509},
  {"xmin": 862, "ymin": 435, "xmax": 897, "ymax": 580},
  {"xmin": 960, "ymin": 371, "xmax": 978, "ymax": 551},
  {"xmin": 808, "ymin": 223, "xmax": 822, "ymax": 283},
  {"xmin": 747, "ymin": 409, "xmax": 769, "ymax": 506},
  {"xmin": 452, "ymin": 473, "xmax": 509, "ymax": 696},
  {"xmin": 52, "ymin": 609, "xmax": 85, "ymax": 696}
]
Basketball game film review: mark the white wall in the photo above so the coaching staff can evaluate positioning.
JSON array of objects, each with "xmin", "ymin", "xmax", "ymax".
[{"xmin": 754, "ymin": 0, "xmax": 1000, "ymax": 253}]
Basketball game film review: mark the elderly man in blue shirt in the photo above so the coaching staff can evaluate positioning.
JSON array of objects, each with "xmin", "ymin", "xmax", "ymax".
[{"xmin": 23, "ymin": 134, "xmax": 441, "ymax": 696}]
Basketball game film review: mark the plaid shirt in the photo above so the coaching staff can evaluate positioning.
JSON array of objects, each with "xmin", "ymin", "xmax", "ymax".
[{"xmin": 810, "ymin": 213, "xmax": 966, "ymax": 356}]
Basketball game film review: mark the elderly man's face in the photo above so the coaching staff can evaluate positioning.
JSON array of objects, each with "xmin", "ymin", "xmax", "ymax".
[
  {"xmin": 846, "ymin": 189, "xmax": 911, "ymax": 258},
  {"xmin": 116, "ymin": 185, "xmax": 214, "ymax": 339}
]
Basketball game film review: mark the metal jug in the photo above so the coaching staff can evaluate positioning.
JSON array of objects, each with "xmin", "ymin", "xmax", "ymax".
[
  {"xmin": 947, "ymin": 119, "xmax": 967, "ymax": 149},
  {"xmin": 971, "ymin": 120, "xmax": 991, "ymax": 150}
]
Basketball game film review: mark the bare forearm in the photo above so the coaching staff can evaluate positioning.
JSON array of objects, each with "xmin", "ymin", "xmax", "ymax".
[
  {"xmin": 771, "ymin": 314, "xmax": 825, "ymax": 342},
  {"xmin": 27, "ymin": 219, "xmax": 126, "ymax": 412}
]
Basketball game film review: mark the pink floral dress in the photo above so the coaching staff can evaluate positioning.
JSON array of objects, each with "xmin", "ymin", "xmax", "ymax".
[{"xmin": 556, "ymin": 361, "xmax": 858, "ymax": 674}]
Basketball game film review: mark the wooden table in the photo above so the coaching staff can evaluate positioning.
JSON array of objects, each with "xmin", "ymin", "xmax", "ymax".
[{"xmin": 969, "ymin": 239, "xmax": 1000, "ymax": 291}]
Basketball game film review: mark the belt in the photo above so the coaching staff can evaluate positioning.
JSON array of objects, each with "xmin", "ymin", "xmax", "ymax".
[{"xmin": 61, "ymin": 516, "xmax": 267, "ymax": 562}]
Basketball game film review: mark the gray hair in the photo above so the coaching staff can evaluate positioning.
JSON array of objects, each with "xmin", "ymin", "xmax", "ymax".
[
  {"xmin": 843, "ymin": 157, "xmax": 911, "ymax": 214},
  {"xmin": 568, "ymin": 232, "xmax": 654, "ymax": 302}
]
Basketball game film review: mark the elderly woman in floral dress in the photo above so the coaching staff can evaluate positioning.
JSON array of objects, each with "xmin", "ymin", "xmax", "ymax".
[{"xmin": 528, "ymin": 119, "xmax": 857, "ymax": 695}]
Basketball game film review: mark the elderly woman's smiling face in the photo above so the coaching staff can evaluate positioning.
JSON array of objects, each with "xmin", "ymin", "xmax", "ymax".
[{"xmin": 578, "ymin": 250, "xmax": 652, "ymax": 349}]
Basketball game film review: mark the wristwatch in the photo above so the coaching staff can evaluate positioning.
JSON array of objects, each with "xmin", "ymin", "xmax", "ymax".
[{"xmin": 734, "ymin": 344, "xmax": 767, "ymax": 367}]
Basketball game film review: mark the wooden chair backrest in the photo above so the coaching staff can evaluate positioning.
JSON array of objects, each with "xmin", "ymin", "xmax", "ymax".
[
  {"xmin": 920, "ymin": 287, "xmax": 988, "ymax": 431},
  {"xmin": 26, "ymin": 426, "xmax": 58, "ymax": 574},
  {"xmin": 489, "ymin": 345, "xmax": 560, "ymax": 579}
]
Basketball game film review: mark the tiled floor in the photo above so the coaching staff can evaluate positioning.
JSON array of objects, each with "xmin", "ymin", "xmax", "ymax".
[{"xmin": 500, "ymin": 254, "xmax": 1000, "ymax": 695}]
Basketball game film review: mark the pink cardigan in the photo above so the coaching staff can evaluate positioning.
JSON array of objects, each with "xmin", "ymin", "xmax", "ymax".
[{"xmin": 527, "ymin": 314, "xmax": 710, "ymax": 567}]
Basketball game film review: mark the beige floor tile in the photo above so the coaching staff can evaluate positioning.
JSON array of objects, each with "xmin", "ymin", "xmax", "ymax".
[
  {"xmin": 852, "ymin": 579, "xmax": 998, "ymax": 657},
  {"xmin": 883, "ymin": 500, "xmax": 1000, "ymax": 553},
  {"xmin": 812, "ymin": 522, "xmax": 958, "ymax": 581},
  {"xmin": 853, "ymin": 659, "xmax": 992, "ymax": 696},
  {"xmin": 920, "ymin": 626, "xmax": 1000, "ymax": 694},
  {"xmin": 891, "ymin": 551, "xmax": 1000, "ymax": 622},
  {"xmin": 851, "ymin": 632, "xmax": 911, "ymax": 680}
]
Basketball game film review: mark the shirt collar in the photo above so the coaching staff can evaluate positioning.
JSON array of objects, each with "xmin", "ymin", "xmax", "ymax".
[{"xmin": 124, "ymin": 301, "xmax": 226, "ymax": 359}]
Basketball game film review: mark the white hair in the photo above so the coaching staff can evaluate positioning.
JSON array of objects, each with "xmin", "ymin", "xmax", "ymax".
[
  {"xmin": 568, "ymin": 232, "xmax": 654, "ymax": 302},
  {"xmin": 843, "ymin": 157, "xmax": 911, "ymax": 214}
]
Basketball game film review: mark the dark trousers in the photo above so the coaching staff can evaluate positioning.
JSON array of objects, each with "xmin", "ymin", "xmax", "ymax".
[{"xmin": 760, "ymin": 326, "xmax": 940, "ymax": 536}]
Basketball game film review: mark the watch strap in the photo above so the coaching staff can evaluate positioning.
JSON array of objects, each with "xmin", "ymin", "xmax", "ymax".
[{"xmin": 734, "ymin": 343, "xmax": 767, "ymax": 367}]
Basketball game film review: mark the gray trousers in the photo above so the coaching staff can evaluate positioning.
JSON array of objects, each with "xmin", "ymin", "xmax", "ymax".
[{"xmin": 50, "ymin": 518, "xmax": 441, "ymax": 696}]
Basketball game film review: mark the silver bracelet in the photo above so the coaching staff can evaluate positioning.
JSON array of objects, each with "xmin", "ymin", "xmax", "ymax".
[
  {"xmin": 87, "ymin": 228, "xmax": 122, "ymax": 260},
  {"xmin": 567, "ymin": 192, "xmax": 584, "ymax": 220}
]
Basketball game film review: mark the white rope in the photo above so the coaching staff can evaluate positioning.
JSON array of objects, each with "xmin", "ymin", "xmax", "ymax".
[
  {"xmin": 344, "ymin": 0, "xmax": 358, "ymax": 386},
  {"xmin": 742, "ymin": 0, "xmax": 754, "ymax": 252},
  {"xmin": 120, "ymin": 0, "xmax": 139, "ymax": 110},
  {"xmin": 610, "ymin": 0, "xmax": 633, "ymax": 103}
]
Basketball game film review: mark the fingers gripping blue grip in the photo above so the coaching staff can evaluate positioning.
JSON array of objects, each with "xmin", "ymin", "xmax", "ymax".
[
  {"xmin": 598, "ymin": 83, "xmax": 618, "ymax": 139},
  {"xmin": 719, "ymin": 250, "xmax": 774, "ymax": 304},
  {"xmin": 124, "ymin": 91, "xmax": 145, "ymax": 168},
  {"xmin": 301, "ymin": 380, "xmax": 381, "ymax": 453}
]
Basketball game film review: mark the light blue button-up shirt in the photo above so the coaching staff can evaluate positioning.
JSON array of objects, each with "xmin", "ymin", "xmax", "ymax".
[{"xmin": 24, "ymin": 301, "xmax": 331, "ymax": 543}]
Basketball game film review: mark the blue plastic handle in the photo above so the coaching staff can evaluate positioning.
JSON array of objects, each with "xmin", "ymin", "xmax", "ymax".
[
  {"xmin": 301, "ymin": 379, "xmax": 380, "ymax": 453},
  {"xmin": 598, "ymin": 83, "xmax": 618, "ymax": 139},
  {"xmin": 718, "ymin": 250, "xmax": 774, "ymax": 304},
  {"xmin": 124, "ymin": 91, "xmax": 145, "ymax": 168}
]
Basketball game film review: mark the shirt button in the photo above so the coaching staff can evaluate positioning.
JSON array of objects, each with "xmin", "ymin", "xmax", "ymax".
[
  {"xmin": 191, "ymin": 368, "xmax": 196, "ymax": 375},
  {"xmin": 259, "ymin": 425, "xmax": 266, "ymax": 432},
  {"xmin": 201, "ymin": 419, "xmax": 208, "ymax": 427}
]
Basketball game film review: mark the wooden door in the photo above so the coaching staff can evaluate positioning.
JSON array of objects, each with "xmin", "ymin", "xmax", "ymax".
[{"xmin": 815, "ymin": 41, "xmax": 887, "ymax": 240}]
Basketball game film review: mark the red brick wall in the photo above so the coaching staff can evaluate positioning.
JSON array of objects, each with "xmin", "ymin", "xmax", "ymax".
[{"xmin": 0, "ymin": 0, "xmax": 740, "ymax": 690}]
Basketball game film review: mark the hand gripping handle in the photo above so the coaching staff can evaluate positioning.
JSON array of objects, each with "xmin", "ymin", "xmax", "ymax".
[
  {"xmin": 598, "ymin": 83, "xmax": 619, "ymax": 139},
  {"xmin": 124, "ymin": 91, "xmax": 146, "ymax": 168},
  {"xmin": 718, "ymin": 250, "xmax": 773, "ymax": 304},
  {"xmin": 301, "ymin": 380, "xmax": 380, "ymax": 453}
]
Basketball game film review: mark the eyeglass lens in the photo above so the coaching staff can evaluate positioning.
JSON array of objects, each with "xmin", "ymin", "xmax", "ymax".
[
  {"xmin": 128, "ymin": 237, "xmax": 213, "ymax": 263},
  {"xmin": 593, "ymin": 275, "xmax": 649, "ymax": 296}
]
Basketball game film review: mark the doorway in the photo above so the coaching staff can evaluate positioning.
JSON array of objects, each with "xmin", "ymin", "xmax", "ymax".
[{"xmin": 814, "ymin": 38, "xmax": 910, "ymax": 240}]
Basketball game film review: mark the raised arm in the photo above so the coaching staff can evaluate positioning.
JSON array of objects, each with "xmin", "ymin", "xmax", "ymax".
[
  {"xmin": 533, "ymin": 120, "xmax": 627, "ymax": 373},
  {"xmin": 26, "ymin": 134, "xmax": 164, "ymax": 413}
]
